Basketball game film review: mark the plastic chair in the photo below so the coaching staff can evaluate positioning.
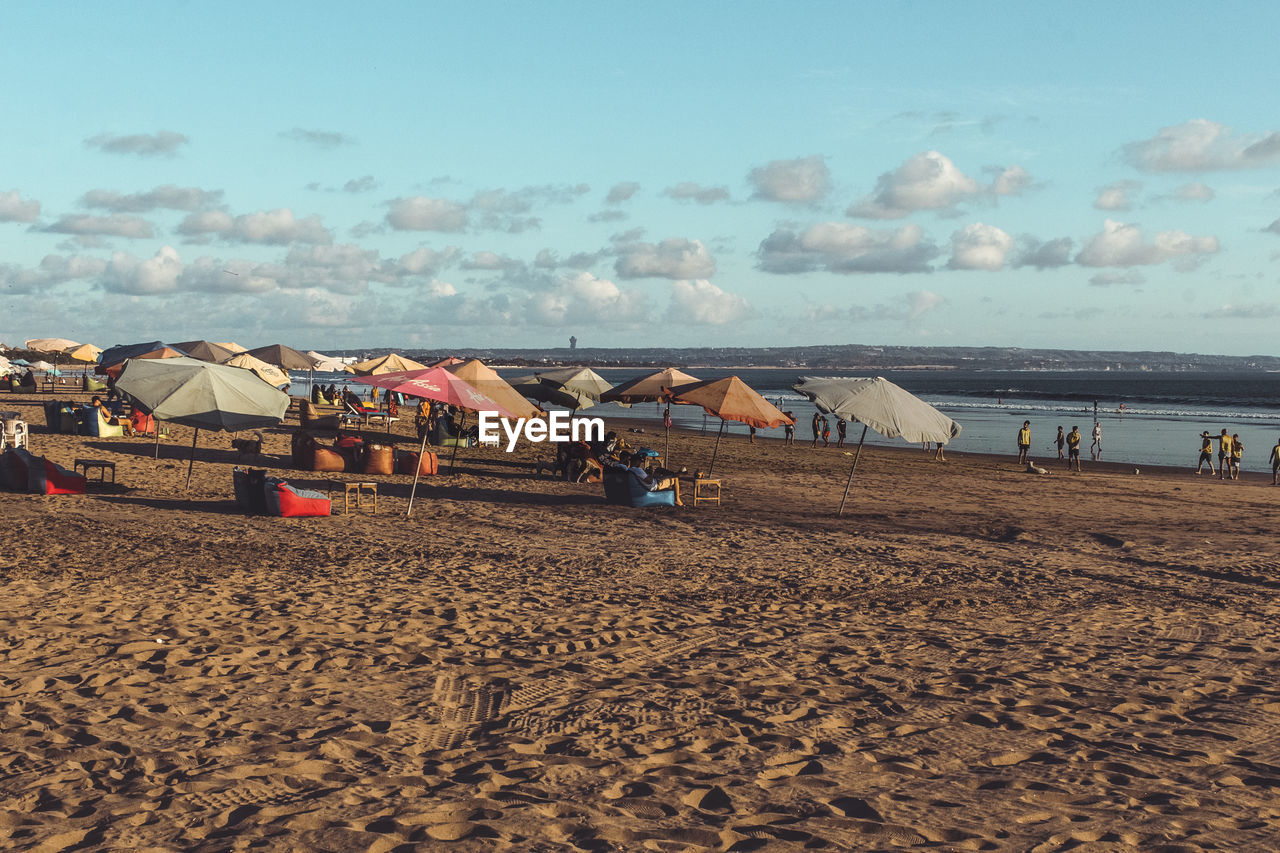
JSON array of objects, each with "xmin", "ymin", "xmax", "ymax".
[{"xmin": 1, "ymin": 418, "xmax": 29, "ymax": 450}]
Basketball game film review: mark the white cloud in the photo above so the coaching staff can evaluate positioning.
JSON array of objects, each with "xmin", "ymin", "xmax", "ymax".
[
  {"xmin": 1094, "ymin": 180, "xmax": 1141, "ymax": 211},
  {"xmin": 947, "ymin": 223, "xmax": 1014, "ymax": 271},
  {"xmin": 1174, "ymin": 182, "xmax": 1214, "ymax": 202},
  {"xmin": 1014, "ymin": 236, "xmax": 1074, "ymax": 269},
  {"xmin": 179, "ymin": 257, "xmax": 278, "ymax": 294},
  {"xmin": 0, "ymin": 254, "xmax": 106, "ymax": 294},
  {"xmin": 905, "ymin": 289, "xmax": 945, "ymax": 319},
  {"xmin": 42, "ymin": 213, "xmax": 154, "ymax": 238},
  {"xmin": 666, "ymin": 280, "xmax": 752, "ymax": 325},
  {"xmin": 81, "ymin": 185, "xmax": 223, "ymax": 212},
  {"xmin": 397, "ymin": 246, "xmax": 459, "ymax": 276},
  {"xmin": 280, "ymin": 127, "xmax": 356, "ymax": 148},
  {"xmin": 1089, "ymin": 270, "xmax": 1146, "ymax": 287},
  {"xmin": 461, "ymin": 251, "xmax": 520, "ymax": 271},
  {"xmin": 758, "ymin": 222, "xmax": 939, "ymax": 274},
  {"xmin": 605, "ymin": 182, "xmax": 640, "ymax": 204},
  {"xmin": 343, "ymin": 176, "xmax": 378, "ymax": 193},
  {"xmin": 662, "ymin": 182, "xmax": 730, "ymax": 204},
  {"xmin": 615, "ymin": 237, "xmax": 716, "ymax": 279},
  {"xmin": 177, "ymin": 208, "xmax": 332, "ymax": 245},
  {"xmin": 1123, "ymin": 119, "xmax": 1280, "ymax": 172},
  {"xmin": 386, "ymin": 196, "xmax": 469, "ymax": 232},
  {"xmin": 255, "ymin": 244, "xmax": 385, "ymax": 294},
  {"xmin": 748, "ymin": 155, "xmax": 831, "ymax": 203},
  {"xmin": 1208, "ymin": 302, "xmax": 1280, "ymax": 319},
  {"xmin": 848, "ymin": 151, "xmax": 980, "ymax": 218},
  {"xmin": 1076, "ymin": 219, "xmax": 1219, "ymax": 268},
  {"xmin": 100, "ymin": 246, "xmax": 183, "ymax": 294},
  {"xmin": 988, "ymin": 165, "xmax": 1032, "ymax": 197},
  {"xmin": 0, "ymin": 189, "xmax": 41, "ymax": 222},
  {"xmin": 85, "ymin": 130, "xmax": 188, "ymax": 157},
  {"xmin": 527, "ymin": 272, "xmax": 648, "ymax": 326}
]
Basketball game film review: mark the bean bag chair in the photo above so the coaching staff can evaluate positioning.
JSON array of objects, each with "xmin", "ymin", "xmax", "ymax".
[
  {"xmin": 82, "ymin": 376, "xmax": 108, "ymax": 393},
  {"xmin": 74, "ymin": 407, "xmax": 125, "ymax": 437},
  {"xmin": 602, "ymin": 467, "xmax": 676, "ymax": 507},
  {"xmin": 360, "ymin": 443, "xmax": 394, "ymax": 475},
  {"xmin": 267, "ymin": 482, "xmax": 331, "ymax": 517},
  {"xmin": 130, "ymin": 410, "xmax": 156, "ymax": 436},
  {"xmin": 300, "ymin": 400, "xmax": 342, "ymax": 431},
  {"xmin": 394, "ymin": 449, "xmax": 438, "ymax": 476},
  {"xmin": 0, "ymin": 447, "xmax": 87, "ymax": 495},
  {"xmin": 291, "ymin": 432, "xmax": 348, "ymax": 472}
]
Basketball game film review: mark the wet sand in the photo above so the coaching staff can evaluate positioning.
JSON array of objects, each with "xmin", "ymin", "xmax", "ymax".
[{"xmin": 3, "ymin": 391, "xmax": 1280, "ymax": 851}]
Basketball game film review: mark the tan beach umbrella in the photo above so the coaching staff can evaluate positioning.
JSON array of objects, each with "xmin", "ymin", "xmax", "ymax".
[
  {"xmin": 530, "ymin": 367, "xmax": 612, "ymax": 409},
  {"xmin": 222, "ymin": 352, "xmax": 290, "ymax": 388},
  {"xmin": 602, "ymin": 367, "xmax": 700, "ymax": 462},
  {"xmin": 793, "ymin": 376, "xmax": 962, "ymax": 517},
  {"xmin": 307, "ymin": 351, "xmax": 347, "ymax": 372},
  {"xmin": 664, "ymin": 376, "xmax": 794, "ymax": 476},
  {"xmin": 346, "ymin": 353, "xmax": 429, "ymax": 375},
  {"xmin": 25, "ymin": 337, "xmax": 80, "ymax": 353},
  {"xmin": 428, "ymin": 356, "xmax": 465, "ymax": 368},
  {"xmin": 244, "ymin": 343, "xmax": 317, "ymax": 371},
  {"xmin": 63, "ymin": 343, "xmax": 103, "ymax": 363},
  {"xmin": 446, "ymin": 358, "xmax": 541, "ymax": 420},
  {"xmin": 172, "ymin": 340, "xmax": 238, "ymax": 363},
  {"xmin": 214, "ymin": 342, "xmax": 248, "ymax": 354}
]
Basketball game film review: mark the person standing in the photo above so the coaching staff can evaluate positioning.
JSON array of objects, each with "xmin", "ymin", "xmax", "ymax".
[
  {"xmin": 811, "ymin": 412, "xmax": 821, "ymax": 448},
  {"xmin": 836, "ymin": 418, "xmax": 847, "ymax": 448},
  {"xmin": 821, "ymin": 416, "xmax": 831, "ymax": 447},
  {"xmin": 748, "ymin": 425, "xmax": 756, "ymax": 444},
  {"xmin": 1066, "ymin": 425, "xmax": 1082, "ymax": 471},
  {"xmin": 1017, "ymin": 421, "xmax": 1031, "ymax": 465},
  {"xmin": 1230, "ymin": 434, "xmax": 1243, "ymax": 480},
  {"xmin": 1270, "ymin": 436, "xmax": 1280, "ymax": 485},
  {"xmin": 1196, "ymin": 431, "xmax": 1216, "ymax": 475},
  {"xmin": 783, "ymin": 412, "xmax": 795, "ymax": 445},
  {"xmin": 1091, "ymin": 421, "xmax": 1102, "ymax": 460},
  {"xmin": 1217, "ymin": 429, "xmax": 1232, "ymax": 480},
  {"xmin": 1054, "ymin": 426, "xmax": 1066, "ymax": 462}
]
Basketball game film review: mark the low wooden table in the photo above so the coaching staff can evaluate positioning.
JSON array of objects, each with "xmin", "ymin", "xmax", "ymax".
[
  {"xmin": 327, "ymin": 480, "xmax": 377, "ymax": 515},
  {"xmin": 74, "ymin": 458, "xmax": 116, "ymax": 483},
  {"xmin": 691, "ymin": 477, "xmax": 721, "ymax": 506}
]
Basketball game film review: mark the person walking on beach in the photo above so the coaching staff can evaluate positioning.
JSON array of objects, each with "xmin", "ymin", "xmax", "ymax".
[
  {"xmin": 783, "ymin": 412, "xmax": 795, "ymax": 445},
  {"xmin": 748, "ymin": 425, "xmax": 756, "ymax": 444},
  {"xmin": 811, "ymin": 412, "xmax": 821, "ymax": 448},
  {"xmin": 821, "ymin": 416, "xmax": 831, "ymax": 447},
  {"xmin": 1091, "ymin": 421, "xmax": 1102, "ymax": 460},
  {"xmin": 836, "ymin": 418, "xmax": 847, "ymax": 448},
  {"xmin": 1270, "ymin": 436, "xmax": 1280, "ymax": 485},
  {"xmin": 1196, "ymin": 431, "xmax": 1216, "ymax": 475},
  {"xmin": 1217, "ymin": 429, "xmax": 1232, "ymax": 480},
  {"xmin": 1054, "ymin": 426, "xmax": 1065, "ymax": 462},
  {"xmin": 1230, "ymin": 434, "xmax": 1243, "ymax": 480},
  {"xmin": 1016, "ymin": 420, "xmax": 1031, "ymax": 464},
  {"xmin": 1066, "ymin": 425, "xmax": 1082, "ymax": 471}
]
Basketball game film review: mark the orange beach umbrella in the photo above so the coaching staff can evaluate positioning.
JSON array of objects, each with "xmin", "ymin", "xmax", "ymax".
[{"xmin": 664, "ymin": 376, "xmax": 794, "ymax": 476}]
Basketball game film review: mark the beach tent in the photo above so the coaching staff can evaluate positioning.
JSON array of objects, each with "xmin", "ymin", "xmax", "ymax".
[
  {"xmin": 792, "ymin": 376, "xmax": 962, "ymax": 517},
  {"xmin": 116, "ymin": 356, "xmax": 290, "ymax": 488},
  {"xmin": 221, "ymin": 352, "xmax": 291, "ymax": 388},
  {"xmin": 446, "ymin": 359, "xmax": 541, "ymax": 420},
  {"xmin": 346, "ymin": 353, "xmax": 429, "ymax": 376},
  {"xmin": 172, "ymin": 340, "xmax": 238, "ymax": 363},
  {"xmin": 352, "ymin": 367, "xmax": 518, "ymax": 515},
  {"xmin": 602, "ymin": 367, "xmax": 700, "ymax": 462},
  {"xmin": 663, "ymin": 376, "xmax": 794, "ymax": 476}
]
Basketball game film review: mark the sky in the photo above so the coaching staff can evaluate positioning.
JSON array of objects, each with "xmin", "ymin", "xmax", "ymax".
[{"xmin": 3, "ymin": 2, "xmax": 1280, "ymax": 356}]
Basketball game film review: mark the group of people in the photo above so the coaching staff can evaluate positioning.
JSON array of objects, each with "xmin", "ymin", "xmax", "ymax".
[
  {"xmin": 1018, "ymin": 420, "xmax": 1102, "ymax": 472},
  {"xmin": 808, "ymin": 412, "xmax": 848, "ymax": 448},
  {"xmin": 1195, "ymin": 428, "xmax": 1259, "ymax": 481}
]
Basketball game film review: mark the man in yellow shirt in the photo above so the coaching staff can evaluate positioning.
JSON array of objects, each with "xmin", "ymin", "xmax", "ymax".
[
  {"xmin": 1217, "ymin": 429, "xmax": 1232, "ymax": 480},
  {"xmin": 1271, "ymin": 436, "xmax": 1280, "ymax": 486},
  {"xmin": 1016, "ymin": 420, "xmax": 1031, "ymax": 464},
  {"xmin": 1196, "ymin": 431, "xmax": 1215, "ymax": 475},
  {"xmin": 1066, "ymin": 425, "xmax": 1082, "ymax": 472}
]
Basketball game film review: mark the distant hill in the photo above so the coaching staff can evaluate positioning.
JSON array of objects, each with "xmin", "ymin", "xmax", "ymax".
[{"xmin": 326, "ymin": 345, "xmax": 1280, "ymax": 372}]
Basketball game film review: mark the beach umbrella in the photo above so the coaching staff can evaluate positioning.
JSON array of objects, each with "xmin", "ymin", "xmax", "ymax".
[
  {"xmin": 353, "ymin": 367, "xmax": 519, "ymax": 514},
  {"xmin": 307, "ymin": 351, "xmax": 347, "ymax": 372},
  {"xmin": 11, "ymin": 358, "xmax": 30, "ymax": 366},
  {"xmin": 530, "ymin": 367, "xmax": 612, "ymax": 409},
  {"xmin": 63, "ymin": 343, "xmax": 102, "ymax": 365},
  {"xmin": 663, "ymin": 376, "xmax": 794, "ymax": 476},
  {"xmin": 117, "ymin": 356, "xmax": 290, "ymax": 488},
  {"xmin": 509, "ymin": 375, "xmax": 583, "ymax": 411},
  {"xmin": 346, "ymin": 353, "xmax": 429, "ymax": 376},
  {"xmin": 99, "ymin": 345, "xmax": 187, "ymax": 378},
  {"xmin": 172, "ymin": 340, "xmax": 238, "ymax": 363},
  {"xmin": 792, "ymin": 376, "xmax": 962, "ymax": 517},
  {"xmin": 602, "ymin": 367, "xmax": 700, "ymax": 463},
  {"xmin": 29, "ymin": 360, "xmax": 56, "ymax": 372},
  {"xmin": 214, "ymin": 342, "xmax": 248, "ymax": 354},
  {"xmin": 446, "ymin": 358, "xmax": 541, "ymax": 420},
  {"xmin": 244, "ymin": 343, "xmax": 317, "ymax": 371},
  {"xmin": 428, "ymin": 356, "xmax": 465, "ymax": 368},
  {"xmin": 221, "ymin": 352, "xmax": 291, "ymax": 388},
  {"xmin": 25, "ymin": 338, "xmax": 80, "ymax": 381}
]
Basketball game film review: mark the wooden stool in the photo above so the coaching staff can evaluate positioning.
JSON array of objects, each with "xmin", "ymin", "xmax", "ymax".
[
  {"xmin": 328, "ymin": 480, "xmax": 377, "ymax": 514},
  {"xmin": 74, "ymin": 458, "xmax": 116, "ymax": 483},
  {"xmin": 692, "ymin": 477, "xmax": 721, "ymax": 506}
]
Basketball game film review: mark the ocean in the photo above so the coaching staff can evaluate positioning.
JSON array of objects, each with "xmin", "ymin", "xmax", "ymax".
[{"xmin": 300, "ymin": 367, "xmax": 1280, "ymax": 473}]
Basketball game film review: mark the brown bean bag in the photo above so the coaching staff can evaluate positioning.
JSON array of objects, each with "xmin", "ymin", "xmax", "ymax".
[
  {"xmin": 394, "ymin": 449, "xmax": 439, "ymax": 476},
  {"xmin": 292, "ymin": 432, "xmax": 348, "ymax": 472},
  {"xmin": 361, "ymin": 443, "xmax": 394, "ymax": 476}
]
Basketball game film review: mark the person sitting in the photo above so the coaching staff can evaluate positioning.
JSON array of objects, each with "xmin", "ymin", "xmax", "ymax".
[
  {"xmin": 310, "ymin": 384, "xmax": 322, "ymax": 404},
  {"xmin": 624, "ymin": 452, "xmax": 683, "ymax": 505},
  {"xmin": 20, "ymin": 369, "xmax": 36, "ymax": 388},
  {"xmin": 91, "ymin": 395, "xmax": 134, "ymax": 436}
]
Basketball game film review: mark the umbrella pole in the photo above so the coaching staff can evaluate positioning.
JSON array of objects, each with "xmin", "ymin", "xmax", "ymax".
[
  {"xmin": 154, "ymin": 423, "xmax": 161, "ymax": 459},
  {"xmin": 405, "ymin": 428, "xmax": 432, "ymax": 518},
  {"xmin": 707, "ymin": 419, "xmax": 725, "ymax": 477},
  {"xmin": 185, "ymin": 428, "xmax": 199, "ymax": 490},
  {"xmin": 448, "ymin": 411, "xmax": 466, "ymax": 476},
  {"xmin": 837, "ymin": 424, "xmax": 868, "ymax": 518}
]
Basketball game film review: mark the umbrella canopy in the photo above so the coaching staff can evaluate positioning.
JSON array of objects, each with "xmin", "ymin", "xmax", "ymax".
[
  {"xmin": 63, "ymin": 343, "xmax": 103, "ymax": 363},
  {"xmin": 602, "ymin": 367, "xmax": 699, "ymax": 403},
  {"xmin": 221, "ymin": 352, "xmax": 291, "ymax": 388},
  {"xmin": 353, "ymin": 367, "xmax": 519, "ymax": 418},
  {"xmin": 173, "ymin": 340, "xmax": 238, "ymax": 363},
  {"xmin": 428, "ymin": 356, "xmax": 465, "ymax": 368},
  {"xmin": 307, "ymin": 350, "xmax": 347, "ymax": 372},
  {"xmin": 792, "ymin": 376, "xmax": 962, "ymax": 517},
  {"xmin": 99, "ymin": 345, "xmax": 187, "ymax": 378},
  {"xmin": 97, "ymin": 341, "xmax": 168, "ymax": 370},
  {"xmin": 29, "ymin": 360, "xmax": 57, "ymax": 372},
  {"xmin": 245, "ymin": 343, "xmax": 317, "ymax": 371},
  {"xmin": 663, "ymin": 376, "xmax": 794, "ymax": 430},
  {"xmin": 510, "ymin": 375, "xmax": 584, "ymax": 411},
  {"xmin": 215, "ymin": 341, "xmax": 248, "ymax": 353},
  {"xmin": 792, "ymin": 376, "xmax": 961, "ymax": 445},
  {"xmin": 346, "ymin": 353, "xmax": 429, "ymax": 375},
  {"xmin": 117, "ymin": 356, "xmax": 290, "ymax": 431},
  {"xmin": 529, "ymin": 367, "xmax": 612, "ymax": 409},
  {"xmin": 25, "ymin": 337, "xmax": 80, "ymax": 353},
  {"xmin": 446, "ymin": 358, "xmax": 541, "ymax": 420}
]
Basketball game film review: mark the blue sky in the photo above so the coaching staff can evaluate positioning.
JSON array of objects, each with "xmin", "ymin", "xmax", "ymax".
[{"xmin": 3, "ymin": 2, "xmax": 1279, "ymax": 355}]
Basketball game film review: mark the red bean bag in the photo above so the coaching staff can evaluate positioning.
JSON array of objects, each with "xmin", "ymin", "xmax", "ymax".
[{"xmin": 267, "ymin": 482, "xmax": 331, "ymax": 518}]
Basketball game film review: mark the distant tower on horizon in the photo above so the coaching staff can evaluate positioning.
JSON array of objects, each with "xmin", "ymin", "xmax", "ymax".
[{"xmin": 569, "ymin": 335, "xmax": 577, "ymax": 351}]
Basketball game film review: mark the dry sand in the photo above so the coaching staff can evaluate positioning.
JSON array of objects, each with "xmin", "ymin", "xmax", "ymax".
[{"xmin": 3, "ymin": 391, "xmax": 1280, "ymax": 851}]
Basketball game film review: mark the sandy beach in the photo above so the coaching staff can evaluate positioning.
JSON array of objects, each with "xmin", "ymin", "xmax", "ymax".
[{"xmin": 4, "ymin": 390, "xmax": 1280, "ymax": 852}]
